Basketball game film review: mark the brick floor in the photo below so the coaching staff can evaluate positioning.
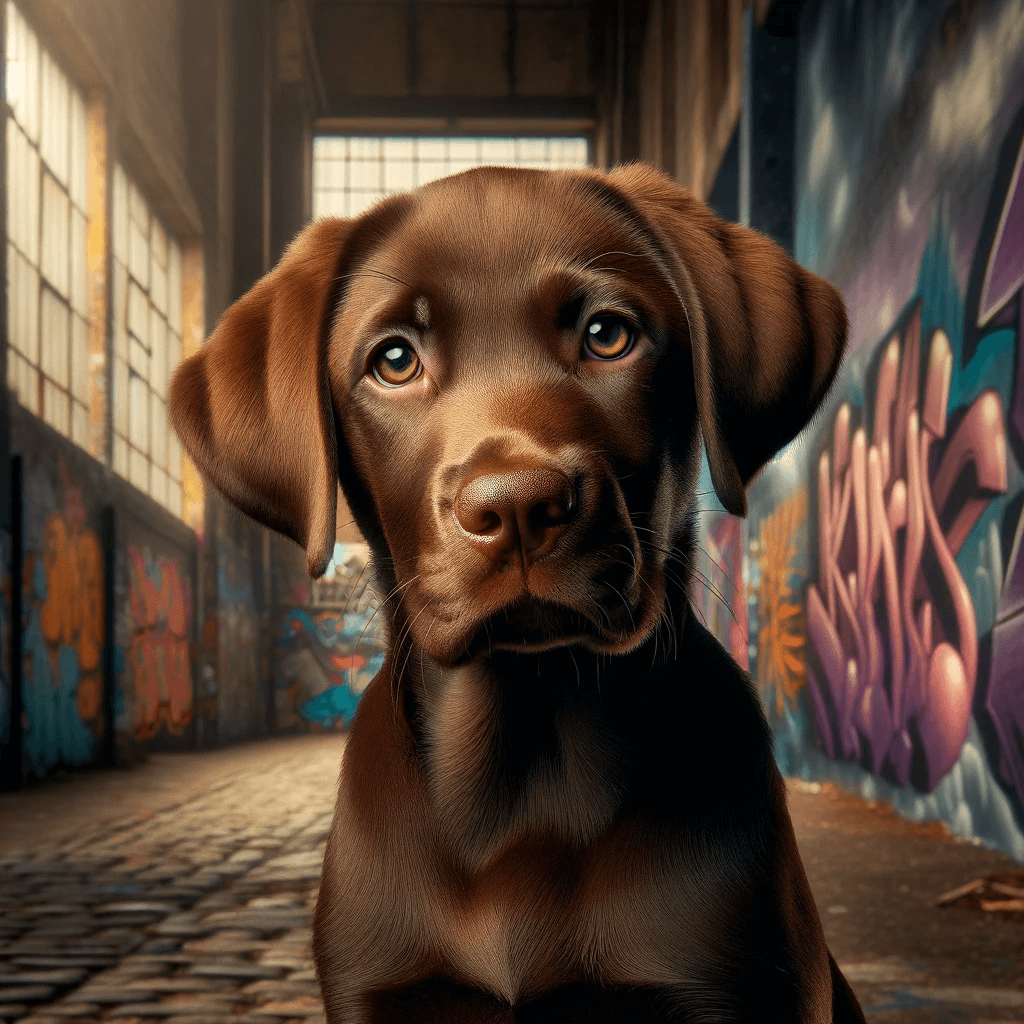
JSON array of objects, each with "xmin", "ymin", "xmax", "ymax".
[{"xmin": 1, "ymin": 736, "xmax": 1021, "ymax": 1023}]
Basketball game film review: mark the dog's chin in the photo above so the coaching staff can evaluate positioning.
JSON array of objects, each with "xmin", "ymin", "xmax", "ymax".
[{"xmin": 445, "ymin": 596, "xmax": 655, "ymax": 665}]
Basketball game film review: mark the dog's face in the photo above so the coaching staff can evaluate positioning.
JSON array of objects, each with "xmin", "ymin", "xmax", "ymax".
[
  {"xmin": 170, "ymin": 165, "xmax": 846, "ymax": 668},
  {"xmin": 330, "ymin": 169, "xmax": 695, "ymax": 665}
]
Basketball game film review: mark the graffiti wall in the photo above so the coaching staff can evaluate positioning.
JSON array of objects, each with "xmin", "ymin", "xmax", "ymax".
[
  {"xmin": 273, "ymin": 543, "xmax": 385, "ymax": 732},
  {"xmin": 114, "ymin": 509, "xmax": 196, "ymax": 752},
  {"xmin": 747, "ymin": 0, "xmax": 1024, "ymax": 860},
  {"xmin": 15, "ymin": 444, "xmax": 106, "ymax": 776}
]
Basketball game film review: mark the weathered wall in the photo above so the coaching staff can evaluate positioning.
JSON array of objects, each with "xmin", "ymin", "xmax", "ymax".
[
  {"xmin": 743, "ymin": 0, "xmax": 1024, "ymax": 861},
  {"xmin": 10, "ymin": 409, "xmax": 197, "ymax": 775},
  {"xmin": 116, "ymin": 506, "xmax": 196, "ymax": 756}
]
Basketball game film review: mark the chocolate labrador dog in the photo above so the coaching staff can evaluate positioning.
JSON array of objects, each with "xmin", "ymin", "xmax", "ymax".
[{"xmin": 169, "ymin": 164, "xmax": 865, "ymax": 1022}]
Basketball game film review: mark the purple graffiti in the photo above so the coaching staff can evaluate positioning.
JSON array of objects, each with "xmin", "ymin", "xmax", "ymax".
[
  {"xmin": 808, "ymin": 304, "xmax": 1008, "ymax": 791},
  {"xmin": 981, "ymin": 120, "xmax": 1024, "ymax": 814}
]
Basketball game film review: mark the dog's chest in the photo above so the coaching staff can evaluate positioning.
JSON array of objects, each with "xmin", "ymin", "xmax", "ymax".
[{"xmin": 440, "ymin": 869, "xmax": 580, "ymax": 1003}]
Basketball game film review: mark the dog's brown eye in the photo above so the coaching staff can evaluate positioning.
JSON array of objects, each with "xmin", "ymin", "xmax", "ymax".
[
  {"xmin": 583, "ymin": 315, "xmax": 634, "ymax": 360},
  {"xmin": 371, "ymin": 340, "xmax": 421, "ymax": 387}
]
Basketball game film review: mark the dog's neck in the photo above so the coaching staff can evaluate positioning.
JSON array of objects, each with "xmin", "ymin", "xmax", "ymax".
[{"xmin": 407, "ymin": 640, "xmax": 669, "ymax": 869}]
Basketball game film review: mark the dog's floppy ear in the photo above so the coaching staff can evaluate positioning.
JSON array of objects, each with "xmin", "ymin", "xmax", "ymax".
[
  {"xmin": 168, "ymin": 218, "xmax": 351, "ymax": 578},
  {"xmin": 608, "ymin": 164, "xmax": 847, "ymax": 516}
]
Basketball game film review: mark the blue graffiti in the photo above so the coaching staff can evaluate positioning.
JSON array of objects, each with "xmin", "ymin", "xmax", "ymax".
[
  {"xmin": 22, "ymin": 558, "xmax": 94, "ymax": 774},
  {"xmin": 300, "ymin": 684, "xmax": 361, "ymax": 727}
]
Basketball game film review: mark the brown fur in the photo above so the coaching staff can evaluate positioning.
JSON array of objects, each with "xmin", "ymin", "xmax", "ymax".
[{"xmin": 169, "ymin": 164, "xmax": 866, "ymax": 1022}]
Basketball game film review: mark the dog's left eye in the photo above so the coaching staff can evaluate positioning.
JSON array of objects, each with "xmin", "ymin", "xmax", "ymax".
[
  {"xmin": 583, "ymin": 314, "xmax": 634, "ymax": 360},
  {"xmin": 371, "ymin": 340, "xmax": 422, "ymax": 387}
]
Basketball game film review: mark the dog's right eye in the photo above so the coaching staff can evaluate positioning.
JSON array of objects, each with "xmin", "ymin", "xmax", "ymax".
[{"xmin": 371, "ymin": 340, "xmax": 422, "ymax": 387}]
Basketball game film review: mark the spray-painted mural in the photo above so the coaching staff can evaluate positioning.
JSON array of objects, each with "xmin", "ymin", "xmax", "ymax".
[
  {"xmin": 274, "ymin": 543, "xmax": 385, "ymax": 731},
  {"xmin": 755, "ymin": 488, "xmax": 808, "ymax": 721},
  {"xmin": 807, "ymin": 297, "xmax": 1008, "ymax": 790},
  {"xmin": 750, "ymin": 0, "xmax": 1024, "ymax": 860},
  {"xmin": 21, "ymin": 460, "xmax": 103, "ymax": 775},
  {"xmin": 693, "ymin": 511, "xmax": 749, "ymax": 669},
  {"xmin": 122, "ymin": 545, "xmax": 192, "ymax": 739}
]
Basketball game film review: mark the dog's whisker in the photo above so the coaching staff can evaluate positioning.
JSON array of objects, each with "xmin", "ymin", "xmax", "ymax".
[{"xmin": 351, "ymin": 573, "xmax": 421, "ymax": 653}]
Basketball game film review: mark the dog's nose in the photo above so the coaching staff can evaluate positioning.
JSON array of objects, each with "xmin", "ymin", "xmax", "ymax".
[{"xmin": 454, "ymin": 468, "xmax": 575, "ymax": 562}]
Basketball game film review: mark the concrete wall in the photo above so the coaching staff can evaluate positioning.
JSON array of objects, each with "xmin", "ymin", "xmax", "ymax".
[{"xmin": 736, "ymin": 0, "xmax": 1024, "ymax": 861}]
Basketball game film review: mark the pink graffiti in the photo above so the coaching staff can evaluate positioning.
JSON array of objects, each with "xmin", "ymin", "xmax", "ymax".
[
  {"xmin": 128, "ymin": 546, "xmax": 192, "ymax": 738},
  {"xmin": 807, "ymin": 303, "xmax": 1007, "ymax": 790},
  {"xmin": 695, "ymin": 512, "xmax": 749, "ymax": 669}
]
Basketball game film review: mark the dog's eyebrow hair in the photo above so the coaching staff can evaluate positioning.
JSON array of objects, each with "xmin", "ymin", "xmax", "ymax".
[
  {"xmin": 571, "ymin": 178, "xmax": 677, "ymax": 282},
  {"xmin": 335, "ymin": 268, "xmax": 412, "ymax": 290},
  {"xmin": 572, "ymin": 174, "xmax": 691, "ymax": 335},
  {"xmin": 413, "ymin": 296, "xmax": 430, "ymax": 329}
]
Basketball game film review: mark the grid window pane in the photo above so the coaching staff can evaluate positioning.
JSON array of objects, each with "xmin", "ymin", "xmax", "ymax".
[
  {"xmin": 43, "ymin": 378, "xmax": 68, "ymax": 433},
  {"xmin": 4, "ymin": 5, "xmax": 89, "ymax": 450},
  {"xmin": 71, "ymin": 399, "xmax": 88, "ymax": 448},
  {"xmin": 112, "ymin": 163, "xmax": 185, "ymax": 516},
  {"xmin": 128, "ymin": 371, "xmax": 149, "ymax": 452},
  {"xmin": 151, "ymin": 395, "xmax": 167, "ymax": 466},
  {"xmin": 113, "ymin": 434, "xmax": 128, "ymax": 477},
  {"xmin": 40, "ymin": 51, "xmax": 70, "ymax": 186},
  {"xmin": 40, "ymin": 170, "xmax": 69, "ymax": 296},
  {"xmin": 71, "ymin": 207, "xmax": 87, "ymax": 313},
  {"xmin": 129, "ymin": 446, "xmax": 148, "ymax": 492},
  {"xmin": 128, "ymin": 279, "xmax": 149, "ymax": 345},
  {"xmin": 168, "ymin": 240, "xmax": 182, "ymax": 334},
  {"xmin": 114, "ymin": 262, "xmax": 128, "ymax": 359},
  {"xmin": 151, "ymin": 466, "xmax": 168, "ymax": 507},
  {"xmin": 150, "ymin": 309, "xmax": 167, "ymax": 397},
  {"xmin": 40, "ymin": 286, "xmax": 69, "ymax": 388},
  {"xmin": 417, "ymin": 139, "xmax": 445, "ymax": 161},
  {"xmin": 129, "ymin": 217, "xmax": 149, "ymax": 288},
  {"xmin": 314, "ymin": 134, "xmax": 589, "ymax": 222},
  {"xmin": 71, "ymin": 313, "xmax": 89, "ymax": 403},
  {"xmin": 114, "ymin": 356, "xmax": 129, "ymax": 435},
  {"xmin": 384, "ymin": 160, "xmax": 414, "ymax": 192},
  {"xmin": 113, "ymin": 163, "xmax": 128, "ymax": 264},
  {"xmin": 349, "ymin": 160, "xmax": 380, "ymax": 191},
  {"xmin": 69, "ymin": 87, "xmax": 87, "ymax": 208}
]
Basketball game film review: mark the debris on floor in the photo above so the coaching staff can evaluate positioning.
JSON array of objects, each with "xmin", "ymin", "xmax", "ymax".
[{"xmin": 935, "ymin": 872, "xmax": 1024, "ymax": 915}]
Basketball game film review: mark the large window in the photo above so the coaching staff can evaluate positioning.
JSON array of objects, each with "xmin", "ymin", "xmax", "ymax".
[
  {"xmin": 5, "ymin": 1, "xmax": 89, "ymax": 444},
  {"xmin": 313, "ymin": 136, "xmax": 590, "ymax": 219},
  {"xmin": 111, "ymin": 165, "xmax": 184, "ymax": 516}
]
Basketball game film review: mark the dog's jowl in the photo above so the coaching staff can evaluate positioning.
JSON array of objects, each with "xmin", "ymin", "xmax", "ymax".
[{"xmin": 169, "ymin": 165, "xmax": 866, "ymax": 1023}]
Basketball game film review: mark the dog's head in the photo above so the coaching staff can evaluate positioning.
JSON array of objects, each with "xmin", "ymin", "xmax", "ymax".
[{"xmin": 169, "ymin": 165, "xmax": 845, "ymax": 667}]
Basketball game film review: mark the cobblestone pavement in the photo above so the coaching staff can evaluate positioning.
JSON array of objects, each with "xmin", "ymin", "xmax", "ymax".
[
  {"xmin": 1, "ymin": 737, "xmax": 1023, "ymax": 1024},
  {"xmin": 1, "ymin": 736, "xmax": 344, "ymax": 1024}
]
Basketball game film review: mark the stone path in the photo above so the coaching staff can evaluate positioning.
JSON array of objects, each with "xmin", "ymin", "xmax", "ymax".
[
  {"xmin": 2, "ymin": 737, "xmax": 1023, "ymax": 1023},
  {"xmin": 0, "ymin": 737, "xmax": 343, "ymax": 1024}
]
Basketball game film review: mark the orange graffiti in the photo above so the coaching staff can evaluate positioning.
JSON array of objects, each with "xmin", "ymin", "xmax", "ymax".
[
  {"xmin": 128, "ymin": 546, "xmax": 192, "ymax": 738},
  {"xmin": 38, "ymin": 502, "xmax": 104, "ymax": 726},
  {"xmin": 756, "ymin": 488, "xmax": 808, "ymax": 716}
]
